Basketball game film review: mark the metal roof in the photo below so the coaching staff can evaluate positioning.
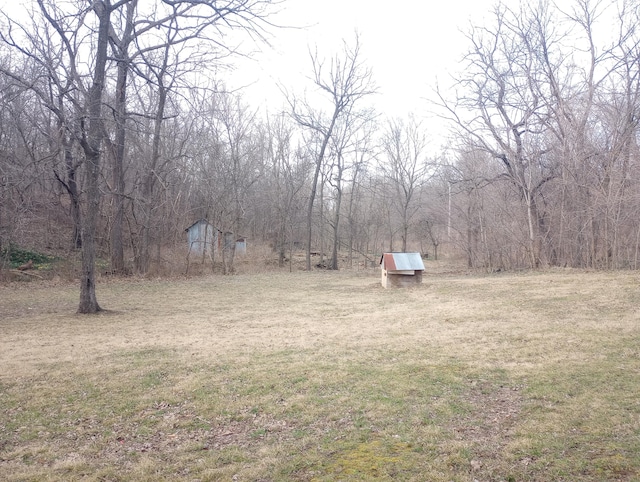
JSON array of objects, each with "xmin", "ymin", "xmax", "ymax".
[
  {"xmin": 380, "ymin": 252, "xmax": 425, "ymax": 271},
  {"xmin": 185, "ymin": 219, "xmax": 212, "ymax": 232}
]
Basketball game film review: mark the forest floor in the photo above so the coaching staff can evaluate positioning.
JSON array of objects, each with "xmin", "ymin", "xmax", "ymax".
[{"xmin": 1, "ymin": 263, "xmax": 639, "ymax": 481}]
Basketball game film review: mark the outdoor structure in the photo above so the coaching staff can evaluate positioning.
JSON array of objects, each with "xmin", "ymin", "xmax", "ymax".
[
  {"xmin": 220, "ymin": 231, "xmax": 247, "ymax": 256},
  {"xmin": 185, "ymin": 219, "xmax": 217, "ymax": 256},
  {"xmin": 185, "ymin": 220, "xmax": 247, "ymax": 257},
  {"xmin": 234, "ymin": 237, "xmax": 247, "ymax": 255},
  {"xmin": 380, "ymin": 252, "xmax": 425, "ymax": 288}
]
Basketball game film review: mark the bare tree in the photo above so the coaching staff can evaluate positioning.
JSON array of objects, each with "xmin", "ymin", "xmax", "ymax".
[
  {"xmin": 1, "ymin": 0, "xmax": 276, "ymax": 310},
  {"xmin": 187, "ymin": 89, "xmax": 262, "ymax": 274},
  {"xmin": 433, "ymin": 0, "xmax": 640, "ymax": 269},
  {"xmin": 288, "ymin": 34, "xmax": 376, "ymax": 270},
  {"xmin": 436, "ymin": 2, "xmax": 563, "ymax": 267},
  {"xmin": 325, "ymin": 108, "xmax": 375, "ymax": 269},
  {"xmin": 106, "ymin": 0, "xmax": 275, "ymax": 274},
  {"xmin": 0, "ymin": 5, "xmax": 86, "ymax": 252},
  {"xmin": 344, "ymin": 117, "xmax": 375, "ymax": 268},
  {"xmin": 263, "ymin": 113, "xmax": 310, "ymax": 267},
  {"xmin": 216, "ymin": 93, "xmax": 261, "ymax": 274},
  {"xmin": 107, "ymin": 0, "xmax": 137, "ymax": 275},
  {"xmin": 379, "ymin": 116, "xmax": 433, "ymax": 252}
]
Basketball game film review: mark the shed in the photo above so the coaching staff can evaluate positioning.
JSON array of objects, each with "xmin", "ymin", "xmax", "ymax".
[
  {"xmin": 380, "ymin": 252, "xmax": 425, "ymax": 288},
  {"xmin": 185, "ymin": 220, "xmax": 247, "ymax": 257},
  {"xmin": 185, "ymin": 219, "xmax": 217, "ymax": 256},
  {"xmin": 219, "ymin": 231, "xmax": 247, "ymax": 256},
  {"xmin": 235, "ymin": 237, "xmax": 247, "ymax": 256}
]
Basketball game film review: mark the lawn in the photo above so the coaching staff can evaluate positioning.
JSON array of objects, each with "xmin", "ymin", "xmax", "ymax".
[{"xmin": 1, "ymin": 265, "xmax": 639, "ymax": 481}]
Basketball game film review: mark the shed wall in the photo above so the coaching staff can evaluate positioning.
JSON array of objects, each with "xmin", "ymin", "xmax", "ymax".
[
  {"xmin": 383, "ymin": 271, "xmax": 423, "ymax": 288},
  {"xmin": 187, "ymin": 222, "xmax": 216, "ymax": 256}
]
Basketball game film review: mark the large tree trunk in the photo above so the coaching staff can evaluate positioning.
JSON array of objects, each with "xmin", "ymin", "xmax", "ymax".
[
  {"xmin": 78, "ymin": 0, "xmax": 111, "ymax": 313},
  {"xmin": 79, "ymin": 136, "xmax": 102, "ymax": 313},
  {"xmin": 524, "ymin": 192, "xmax": 538, "ymax": 268}
]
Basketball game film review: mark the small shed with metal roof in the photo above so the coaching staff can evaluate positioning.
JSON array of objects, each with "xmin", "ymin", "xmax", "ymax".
[
  {"xmin": 186, "ymin": 219, "xmax": 217, "ymax": 256},
  {"xmin": 380, "ymin": 252, "xmax": 425, "ymax": 288}
]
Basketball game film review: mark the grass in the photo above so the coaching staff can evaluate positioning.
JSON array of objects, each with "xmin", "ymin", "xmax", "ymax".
[{"xmin": 1, "ymin": 265, "xmax": 639, "ymax": 480}]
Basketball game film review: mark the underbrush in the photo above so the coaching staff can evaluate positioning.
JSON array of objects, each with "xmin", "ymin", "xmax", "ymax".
[{"xmin": 0, "ymin": 244, "xmax": 59, "ymax": 269}]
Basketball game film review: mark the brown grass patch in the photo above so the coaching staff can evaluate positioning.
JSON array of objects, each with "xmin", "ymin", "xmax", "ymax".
[{"xmin": 1, "ymin": 265, "xmax": 639, "ymax": 480}]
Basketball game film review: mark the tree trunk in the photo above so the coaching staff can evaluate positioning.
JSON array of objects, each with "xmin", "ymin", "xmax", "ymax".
[
  {"xmin": 330, "ymin": 185, "xmax": 342, "ymax": 270},
  {"xmin": 346, "ymin": 160, "xmax": 361, "ymax": 269},
  {"xmin": 54, "ymin": 99, "xmax": 82, "ymax": 250},
  {"xmin": 525, "ymin": 192, "xmax": 538, "ymax": 268},
  {"xmin": 66, "ymin": 149, "xmax": 82, "ymax": 250},
  {"xmin": 136, "ymin": 59, "xmax": 167, "ymax": 275},
  {"xmin": 401, "ymin": 222, "xmax": 408, "ymax": 252},
  {"xmin": 58, "ymin": 141, "xmax": 82, "ymax": 250},
  {"xmin": 110, "ymin": 0, "xmax": 136, "ymax": 275},
  {"xmin": 305, "ymin": 110, "xmax": 340, "ymax": 270},
  {"xmin": 78, "ymin": 145, "xmax": 102, "ymax": 313},
  {"xmin": 78, "ymin": 0, "xmax": 112, "ymax": 313},
  {"xmin": 110, "ymin": 56, "xmax": 127, "ymax": 273},
  {"xmin": 277, "ymin": 221, "xmax": 286, "ymax": 267}
]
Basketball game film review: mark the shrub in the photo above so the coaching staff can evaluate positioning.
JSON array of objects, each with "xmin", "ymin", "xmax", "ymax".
[{"xmin": 0, "ymin": 243, "xmax": 57, "ymax": 269}]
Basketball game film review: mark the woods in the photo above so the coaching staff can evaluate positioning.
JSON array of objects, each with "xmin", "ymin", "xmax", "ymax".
[{"xmin": 3, "ymin": 0, "xmax": 640, "ymax": 296}]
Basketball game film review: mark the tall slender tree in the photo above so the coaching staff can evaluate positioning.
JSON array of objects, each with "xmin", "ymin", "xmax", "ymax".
[{"xmin": 288, "ymin": 34, "xmax": 376, "ymax": 270}]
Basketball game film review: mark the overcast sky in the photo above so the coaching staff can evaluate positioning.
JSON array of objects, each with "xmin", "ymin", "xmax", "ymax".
[
  {"xmin": 4, "ymin": 0, "xmax": 498, "ymax": 121},
  {"xmin": 3, "ymin": 0, "xmax": 499, "ymax": 144},
  {"xmin": 229, "ymin": 0, "xmax": 499, "ymax": 121}
]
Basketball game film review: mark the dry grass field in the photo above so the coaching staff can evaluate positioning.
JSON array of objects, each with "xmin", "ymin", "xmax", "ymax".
[{"xmin": 1, "ymin": 263, "xmax": 639, "ymax": 481}]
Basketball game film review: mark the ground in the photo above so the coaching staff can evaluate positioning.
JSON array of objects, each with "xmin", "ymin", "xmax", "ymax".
[{"xmin": 1, "ymin": 264, "xmax": 639, "ymax": 480}]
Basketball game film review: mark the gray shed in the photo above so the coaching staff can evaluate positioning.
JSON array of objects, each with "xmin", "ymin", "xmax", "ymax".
[
  {"xmin": 380, "ymin": 252, "xmax": 425, "ymax": 288},
  {"xmin": 219, "ymin": 231, "xmax": 247, "ymax": 256},
  {"xmin": 186, "ymin": 220, "xmax": 247, "ymax": 257},
  {"xmin": 185, "ymin": 219, "xmax": 217, "ymax": 256},
  {"xmin": 235, "ymin": 237, "xmax": 247, "ymax": 255}
]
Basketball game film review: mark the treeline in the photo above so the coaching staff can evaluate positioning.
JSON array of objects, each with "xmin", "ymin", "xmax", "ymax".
[
  {"xmin": 440, "ymin": 1, "xmax": 640, "ymax": 270},
  {"xmin": 2, "ymin": 0, "xmax": 640, "ymax": 297}
]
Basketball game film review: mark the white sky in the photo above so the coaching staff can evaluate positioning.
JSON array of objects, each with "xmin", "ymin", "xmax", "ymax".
[
  {"xmin": 229, "ymin": 0, "xmax": 498, "ymax": 122},
  {"xmin": 2, "ymin": 0, "xmax": 523, "ymax": 147},
  {"xmin": 3, "ymin": 0, "xmax": 498, "ymax": 125}
]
